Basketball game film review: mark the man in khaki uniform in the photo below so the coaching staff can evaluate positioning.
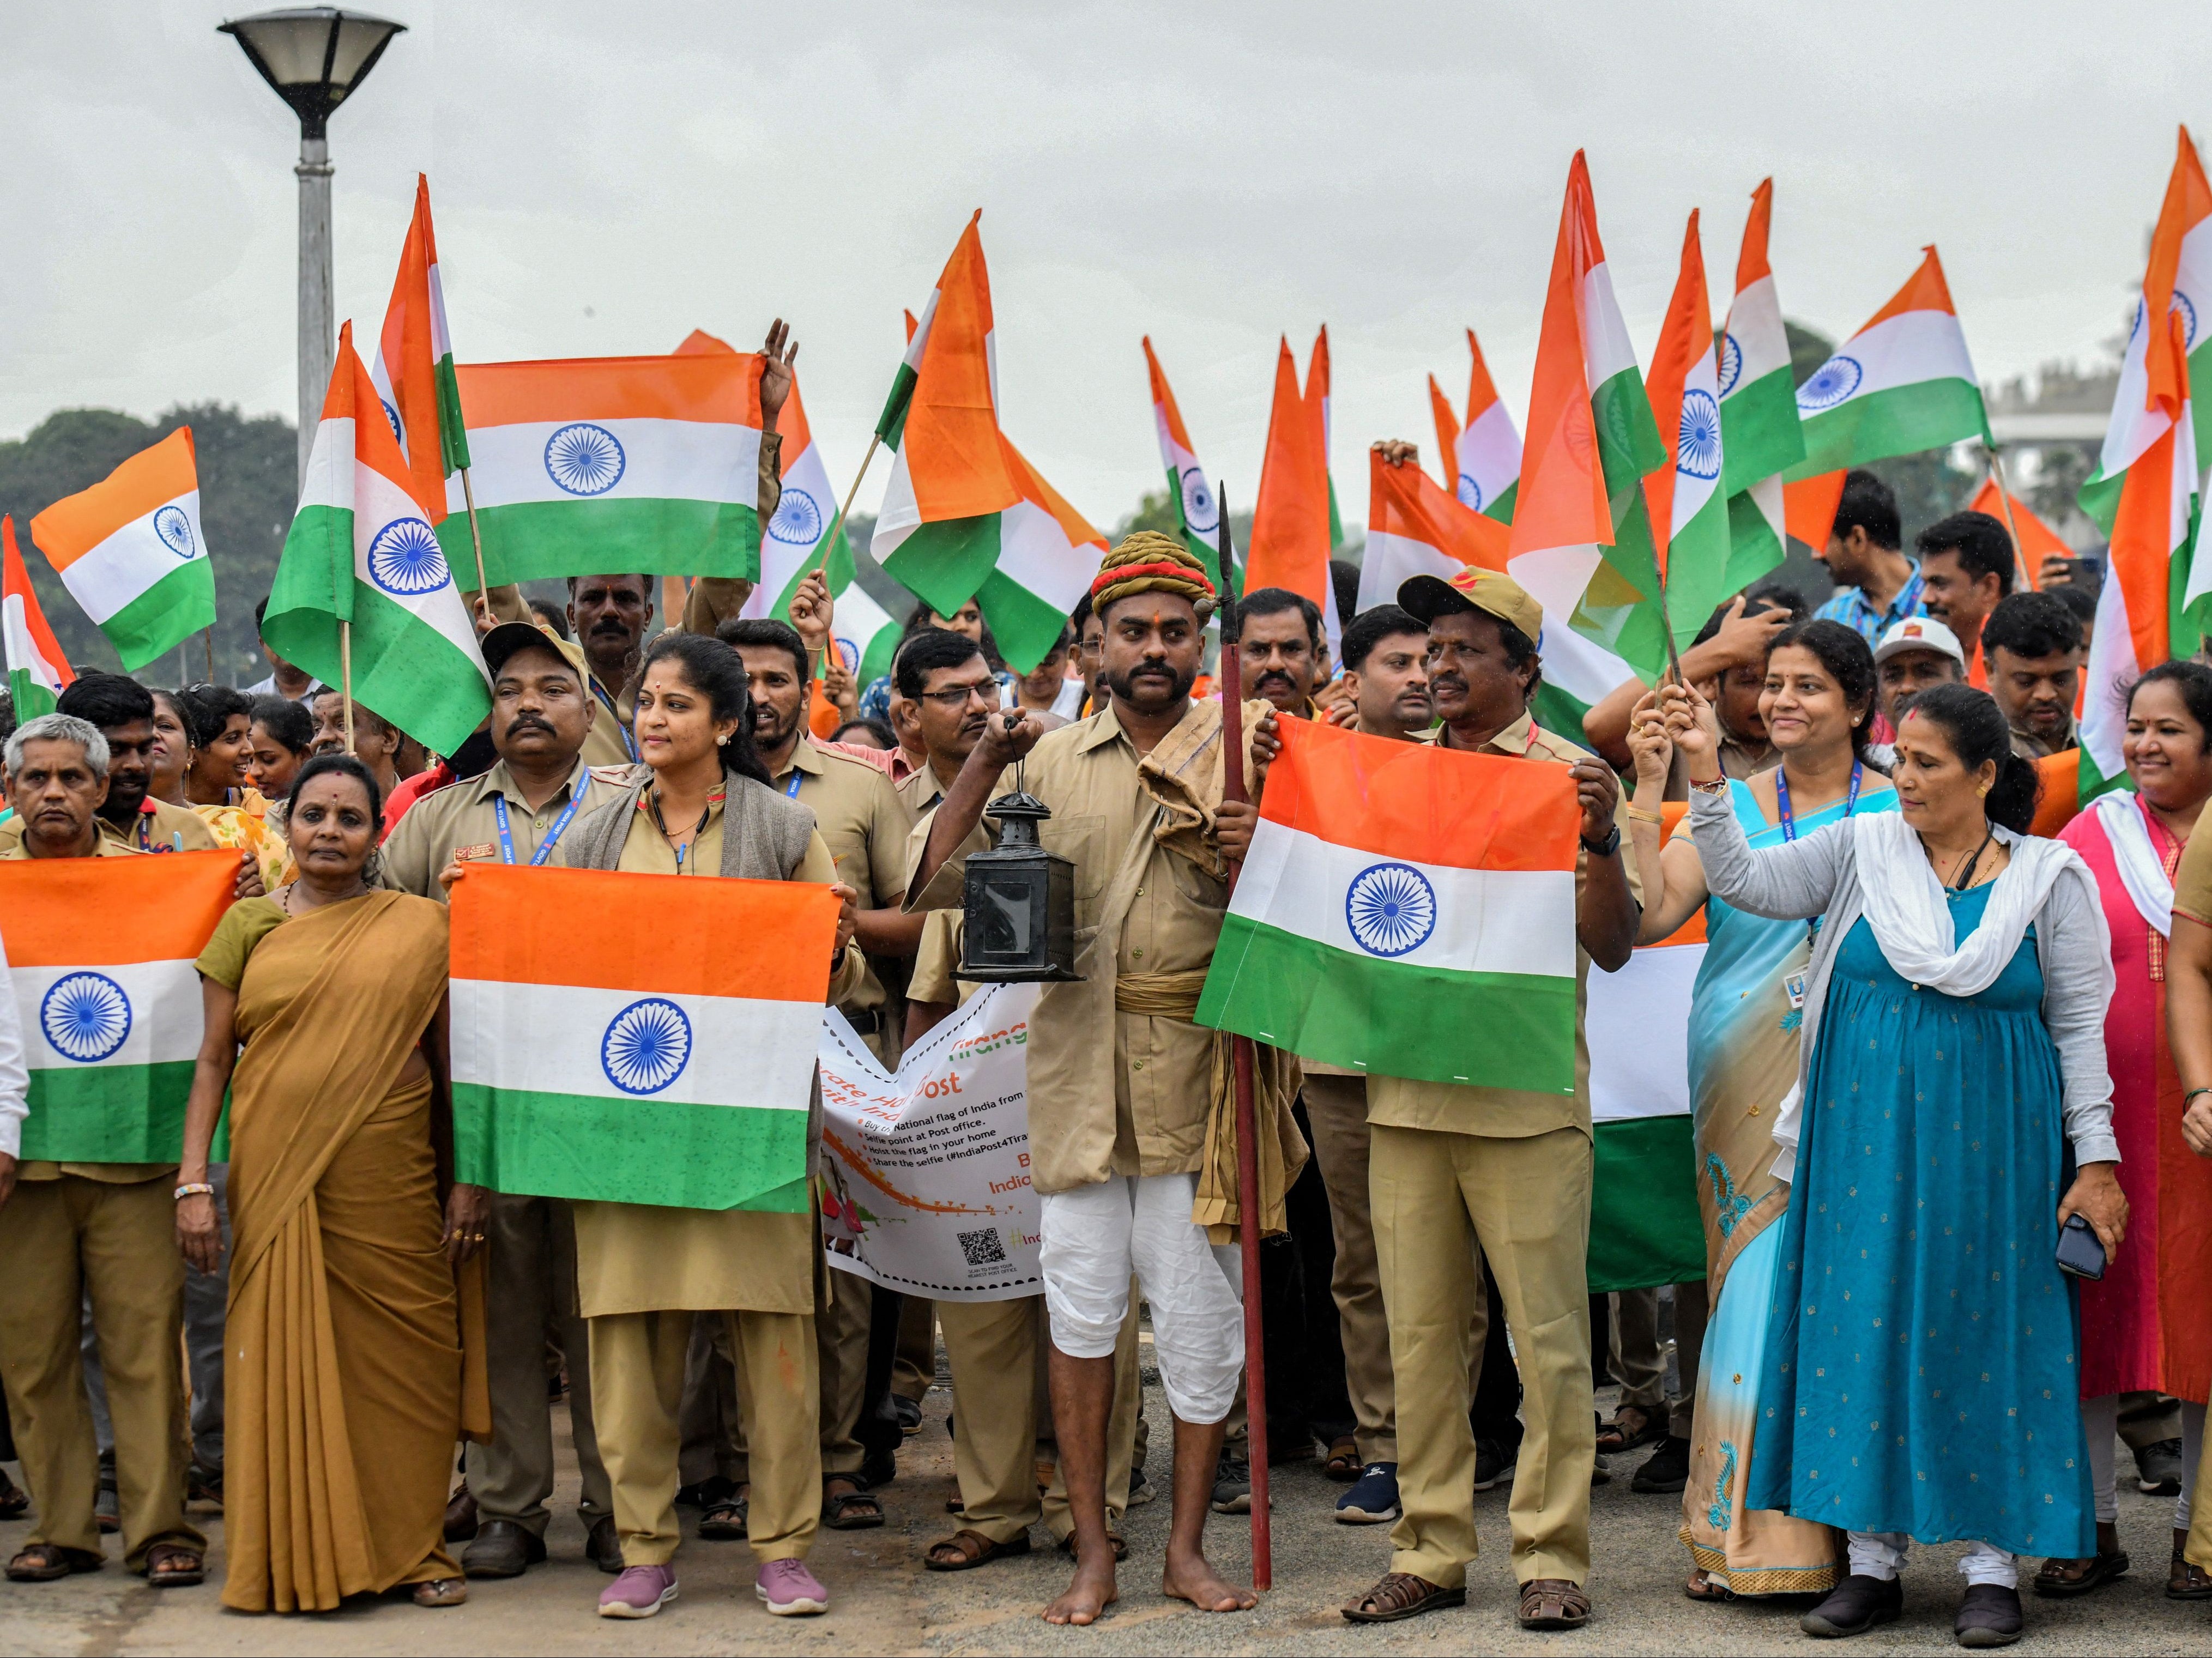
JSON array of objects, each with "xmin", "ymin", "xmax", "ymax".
[
  {"xmin": 1341, "ymin": 566, "xmax": 1638, "ymax": 1632},
  {"xmin": 0, "ymin": 716, "xmax": 206, "ymax": 1588},
  {"xmin": 908, "ymin": 533, "xmax": 1270, "ymax": 1626},
  {"xmin": 377, "ymin": 622, "xmax": 632, "ymax": 1578},
  {"xmin": 0, "ymin": 675, "xmax": 219, "ymax": 858},
  {"xmin": 720, "ymin": 610, "xmax": 920, "ymax": 1532}
]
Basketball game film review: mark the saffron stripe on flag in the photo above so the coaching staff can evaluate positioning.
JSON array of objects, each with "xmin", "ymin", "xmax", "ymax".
[{"xmin": 0, "ymin": 851, "xmax": 237, "ymax": 964}]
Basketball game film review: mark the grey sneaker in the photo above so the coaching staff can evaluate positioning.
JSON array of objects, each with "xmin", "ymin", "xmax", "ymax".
[
  {"xmin": 1210, "ymin": 1454, "xmax": 1252, "ymax": 1514},
  {"xmin": 2137, "ymin": 1437, "xmax": 2185, "ymax": 1496}
]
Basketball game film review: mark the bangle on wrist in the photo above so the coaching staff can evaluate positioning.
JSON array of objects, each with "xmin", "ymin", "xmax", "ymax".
[
  {"xmin": 2187, "ymin": 1087, "xmax": 2212, "ymax": 1104},
  {"xmin": 1626, "ymin": 805, "xmax": 1664, "ymax": 826},
  {"xmin": 1689, "ymin": 776, "xmax": 1728, "ymax": 796},
  {"xmin": 173, "ymin": 1182, "xmax": 214, "ymax": 1202}
]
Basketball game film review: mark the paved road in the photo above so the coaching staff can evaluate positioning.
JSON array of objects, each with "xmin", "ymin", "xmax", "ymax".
[{"xmin": 8, "ymin": 1374, "xmax": 2212, "ymax": 1655}]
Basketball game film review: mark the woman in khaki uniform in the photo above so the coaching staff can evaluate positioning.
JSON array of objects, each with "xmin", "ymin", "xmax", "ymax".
[{"xmin": 551, "ymin": 631, "xmax": 858, "ymax": 1623}]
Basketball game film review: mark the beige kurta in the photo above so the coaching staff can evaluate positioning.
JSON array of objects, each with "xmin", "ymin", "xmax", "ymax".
[{"xmin": 562, "ymin": 797, "xmax": 859, "ymax": 1318}]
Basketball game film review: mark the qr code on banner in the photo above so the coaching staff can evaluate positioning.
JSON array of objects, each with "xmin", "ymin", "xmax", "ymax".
[{"xmin": 958, "ymin": 1227, "xmax": 1008, "ymax": 1268}]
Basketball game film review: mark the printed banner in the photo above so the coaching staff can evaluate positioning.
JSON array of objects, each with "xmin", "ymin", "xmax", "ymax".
[{"xmin": 817, "ymin": 983, "xmax": 1042, "ymax": 1302}]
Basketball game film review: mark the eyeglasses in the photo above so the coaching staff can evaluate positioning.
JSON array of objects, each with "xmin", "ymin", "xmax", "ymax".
[{"xmin": 917, "ymin": 681, "xmax": 999, "ymax": 709}]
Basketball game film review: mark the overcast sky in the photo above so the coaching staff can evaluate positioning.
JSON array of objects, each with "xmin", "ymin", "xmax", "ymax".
[{"xmin": 3, "ymin": 1, "xmax": 2205, "ymax": 531}]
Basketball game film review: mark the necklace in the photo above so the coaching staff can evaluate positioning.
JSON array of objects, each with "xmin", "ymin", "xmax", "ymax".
[
  {"xmin": 279, "ymin": 878, "xmax": 368, "ymax": 916},
  {"xmin": 1932, "ymin": 827, "xmax": 1998, "ymax": 892}
]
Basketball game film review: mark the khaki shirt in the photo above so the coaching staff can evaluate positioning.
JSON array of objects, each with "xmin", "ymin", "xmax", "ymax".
[
  {"xmin": 376, "ymin": 758, "xmax": 637, "ymax": 899},
  {"xmin": 770, "ymin": 737, "xmax": 915, "ymax": 1036},
  {"xmin": 898, "ymin": 765, "xmax": 971, "ymax": 1008},
  {"xmin": 2010, "ymin": 716, "xmax": 2077, "ymax": 762},
  {"xmin": 905, "ymin": 699, "xmax": 1262, "ymax": 1193},
  {"xmin": 1366, "ymin": 710, "xmax": 1641, "ymax": 1142},
  {"xmin": 579, "ymin": 678, "xmax": 641, "ymax": 772},
  {"xmin": 0, "ymin": 797, "xmax": 219, "ymax": 858},
  {"xmin": 4, "ymin": 835, "xmax": 174, "ymax": 1185}
]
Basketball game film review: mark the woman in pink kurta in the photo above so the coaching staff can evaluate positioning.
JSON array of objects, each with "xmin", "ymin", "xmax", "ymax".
[{"xmin": 2048, "ymin": 662, "xmax": 2212, "ymax": 1598}]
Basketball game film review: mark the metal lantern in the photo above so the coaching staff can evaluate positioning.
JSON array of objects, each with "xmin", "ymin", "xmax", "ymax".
[{"xmin": 958, "ymin": 790, "xmax": 1079, "ymax": 982}]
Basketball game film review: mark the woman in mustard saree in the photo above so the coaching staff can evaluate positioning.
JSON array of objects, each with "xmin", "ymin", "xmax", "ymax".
[{"xmin": 176, "ymin": 753, "xmax": 489, "ymax": 1612}]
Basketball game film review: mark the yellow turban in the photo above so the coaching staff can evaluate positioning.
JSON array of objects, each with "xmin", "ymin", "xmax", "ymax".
[{"xmin": 1090, "ymin": 530, "xmax": 1217, "ymax": 619}]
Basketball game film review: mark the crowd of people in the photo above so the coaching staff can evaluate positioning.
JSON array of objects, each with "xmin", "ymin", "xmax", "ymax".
[{"xmin": 3, "ymin": 444, "xmax": 2212, "ymax": 1647}]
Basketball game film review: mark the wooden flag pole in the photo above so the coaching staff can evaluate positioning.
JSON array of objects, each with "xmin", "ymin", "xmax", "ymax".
[
  {"xmin": 340, "ymin": 620, "xmax": 355, "ymax": 755},
  {"xmin": 1214, "ymin": 486, "xmax": 1271, "ymax": 1592},
  {"xmin": 1641, "ymin": 478, "xmax": 1687, "ymax": 687},
  {"xmin": 813, "ymin": 433, "xmax": 883, "ymax": 578},
  {"xmin": 203, "ymin": 626, "xmax": 216, "ymax": 686},
  {"xmin": 1982, "ymin": 442, "xmax": 2034, "ymax": 589},
  {"xmin": 458, "ymin": 466, "xmax": 493, "ymax": 619}
]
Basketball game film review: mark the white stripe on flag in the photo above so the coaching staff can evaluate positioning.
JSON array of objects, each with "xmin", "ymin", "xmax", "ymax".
[
  {"xmin": 1723, "ymin": 276, "xmax": 1791, "ymax": 390},
  {"xmin": 996, "ymin": 499, "xmax": 1093, "ymax": 615},
  {"xmin": 1356, "ymin": 529, "xmax": 1461, "ymax": 613},
  {"xmin": 1805, "ymin": 310, "xmax": 1977, "ymax": 409},
  {"xmin": 445, "ymin": 419, "xmax": 765, "ymax": 511},
  {"xmin": 1585, "ymin": 942, "xmax": 1705, "ymax": 1123},
  {"xmin": 57, "ymin": 491, "xmax": 208, "ymax": 624},
  {"xmin": 12, "ymin": 960, "xmax": 204, "ymax": 1072}
]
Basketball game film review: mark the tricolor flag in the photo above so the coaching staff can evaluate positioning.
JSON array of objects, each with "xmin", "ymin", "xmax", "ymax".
[
  {"xmin": 1717, "ymin": 179, "xmax": 1803, "ymax": 591},
  {"xmin": 870, "ymin": 213, "xmax": 1105, "ymax": 672},
  {"xmin": 437, "ymin": 351, "xmax": 769, "ymax": 588},
  {"xmin": 1195, "ymin": 718, "xmax": 1578, "ymax": 1093},
  {"xmin": 1455, "ymin": 328, "xmax": 1522, "ymax": 524},
  {"xmin": 3, "ymin": 516, "xmax": 71, "ymax": 719},
  {"xmin": 266, "ymin": 323, "xmax": 492, "ymax": 756},
  {"xmin": 1508, "ymin": 152, "xmax": 1664, "ymax": 717},
  {"xmin": 1141, "ymin": 336, "xmax": 1229, "ymax": 594},
  {"xmin": 1584, "ymin": 801, "xmax": 1707, "ymax": 1291},
  {"xmin": 369, "ymin": 174, "xmax": 469, "ymax": 527},
  {"xmin": 1247, "ymin": 335, "xmax": 1340, "ymax": 650},
  {"xmin": 1967, "ymin": 477, "xmax": 2071, "ymax": 586},
  {"xmin": 2080, "ymin": 134, "xmax": 2206, "ymax": 800},
  {"xmin": 1356, "ymin": 447, "xmax": 1510, "ymax": 613},
  {"xmin": 1306, "ymin": 325, "xmax": 1345, "ymax": 552},
  {"xmin": 1786, "ymin": 246, "xmax": 1992, "ymax": 480},
  {"xmin": 1428, "ymin": 374, "xmax": 1462, "ymax": 497},
  {"xmin": 831, "ymin": 579, "xmax": 901, "ymax": 691},
  {"xmin": 450, "ymin": 863, "xmax": 839, "ymax": 1211},
  {"xmin": 28, "ymin": 428, "xmax": 216, "ymax": 673},
  {"xmin": 2, "ymin": 851, "xmax": 233, "ymax": 1163},
  {"xmin": 1643, "ymin": 210, "xmax": 1733, "ymax": 657}
]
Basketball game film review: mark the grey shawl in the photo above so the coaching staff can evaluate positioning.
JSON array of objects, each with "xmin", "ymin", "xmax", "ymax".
[
  {"xmin": 1687, "ymin": 788, "xmax": 2118, "ymax": 1175},
  {"xmin": 563, "ymin": 767, "xmax": 816, "ymax": 879}
]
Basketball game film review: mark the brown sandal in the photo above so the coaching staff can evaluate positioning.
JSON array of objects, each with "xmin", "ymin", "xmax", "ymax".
[
  {"xmin": 1059, "ymin": 1529, "xmax": 1129, "ymax": 1564},
  {"xmin": 822, "ymin": 1475, "xmax": 884, "ymax": 1530},
  {"xmin": 7, "ymin": 1543, "xmax": 102, "ymax": 1582},
  {"xmin": 2172, "ymin": 1540, "xmax": 2212, "ymax": 1600},
  {"xmin": 1519, "ymin": 1577, "xmax": 1591, "ymax": 1629},
  {"xmin": 1595, "ymin": 1405, "xmax": 1663, "ymax": 1454},
  {"xmin": 698, "ymin": 1488, "xmax": 748, "ymax": 1540},
  {"xmin": 143, "ymin": 1543, "xmax": 204, "ymax": 1587},
  {"xmin": 1685, "ymin": 1566, "xmax": 1733, "ymax": 1602},
  {"xmin": 1342, "ymin": 1571, "xmax": 1466, "ymax": 1623},
  {"xmin": 924, "ymin": 1527, "xmax": 1033, "ymax": 1571},
  {"xmin": 1323, "ymin": 1436, "xmax": 1362, "ymax": 1480},
  {"xmin": 412, "ymin": 1576, "xmax": 467, "ymax": 1606}
]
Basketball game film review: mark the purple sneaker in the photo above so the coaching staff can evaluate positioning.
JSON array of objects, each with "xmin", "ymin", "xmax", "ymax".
[
  {"xmin": 597, "ymin": 1563, "xmax": 677, "ymax": 1619},
  {"xmin": 756, "ymin": 1558, "xmax": 827, "ymax": 1616}
]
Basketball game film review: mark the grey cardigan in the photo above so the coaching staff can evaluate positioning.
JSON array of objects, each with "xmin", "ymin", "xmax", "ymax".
[
  {"xmin": 562, "ymin": 767, "xmax": 816, "ymax": 879},
  {"xmin": 1687, "ymin": 789, "xmax": 2119, "ymax": 1166}
]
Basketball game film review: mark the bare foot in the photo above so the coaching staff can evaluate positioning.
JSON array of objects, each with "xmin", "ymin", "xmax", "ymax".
[
  {"xmin": 1044, "ymin": 1556, "xmax": 1118, "ymax": 1625},
  {"xmin": 1163, "ymin": 1547, "xmax": 1255, "ymax": 1613}
]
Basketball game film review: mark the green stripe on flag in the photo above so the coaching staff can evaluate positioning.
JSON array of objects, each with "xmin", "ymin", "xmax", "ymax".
[
  {"xmin": 19, "ymin": 1063, "xmax": 195, "ymax": 1164},
  {"xmin": 975, "ymin": 568, "xmax": 1073, "ymax": 675},
  {"xmin": 1482, "ymin": 479, "xmax": 1519, "ymax": 527},
  {"xmin": 436, "ymin": 499, "xmax": 762, "ymax": 588},
  {"xmin": 1531, "ymin": 681, "xmax": 1592, "ymax": 745},
  {"xmin": 1195, "ymin": 915, "xmax": 1576, "ymax": 1094},
  {"xmin": 878, "ymin": 513, "xmax": 1001, "ymax": 620},
  {"xmin": 876, "ymin": 362, "xmax": 920, "ymax": 445},
  {"xmin": 1787, "ymin": 379, "xmax": 1990, "ymax": 479},
  {"xmin": 1719, "ymin": 366, "xmax": 1805, "ymax": 491},
  {"xmin": 1723, "ymin": 490, "xmax": 1788, "ymax": 595},
  {"xmin": 435, "ymin": 354, "xmax": 471, "ymax": 475},
  {"xmin": 8, "ymin": 669, "xmax": 56, "ymax": 721},
  {"xmin": 453, "ymin": 1084, "xmax": 810, "ymax": 1212},
  {"xmin": 100, "ymin": 559, "xmax": 216, "ymax": 673},
  {"xmin": 1591, "ymin": 368, "xmax": 1669, "ymax": 489},
  {"xmin": 1587, "ymin": 1114, "xmax": 1705, "ymax": 1292}
]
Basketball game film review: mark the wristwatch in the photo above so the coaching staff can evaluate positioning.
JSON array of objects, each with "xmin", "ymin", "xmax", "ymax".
[{"xmin": 1581, "ymin": 824, "xmax": 1622, "ymax": 858}]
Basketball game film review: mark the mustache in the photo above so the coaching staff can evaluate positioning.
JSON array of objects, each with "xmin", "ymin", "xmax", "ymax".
[{"xmin": 503, "ymin": 714, "xmax": 556, "ymax": 740}]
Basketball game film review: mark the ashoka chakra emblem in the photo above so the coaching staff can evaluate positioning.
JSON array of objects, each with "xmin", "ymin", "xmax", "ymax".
[
  {"xmin": 1345, "ymin": 861, "xmax": 1437, "ymax": 959},
  {"xmin": 153, "ymin": 505, "xmax": 195, "ymax": 559},
  {"xmin": 41, "ymin": 972, "xmax": 131, "ymax": 1063},
  {"xmin": 1717, "ymin": 331, "xmax": 1744, "ymax": 397},
  {"xmin": 1456, "ymin": 473, "xmax": 1484, "ymax": 512},
  {"xmin": 1676, "ymin": 389, "xmax": 1723, "ymax": 482},
  {"xmin": 366, "ymin": 517, "xmax": 451, "ymax": 596},
  {"xmin": 1796, "ymin": 355, "xmax": 1863, "ymax": 413},
  {"xmin": 601, "ymin": 996, "xmax": 692, "ymax": 1095},
  {"xmin": 545, "ymin": 422, "xmax": 626, "ymax": 496},
  {"xmin": 767, "ymin": 486, "xmax": 824, "ymax": 546},
  {"xmin": 381, "ymin": 397, "xmax": 405, "ymax": 446},
  {"xmin": 1180, "ymin": 467, "xmax": 1219, "ymax": 534},
  {"xmin": 2175, "ymin": 290, "xmax": 2200, "ymax": 351}
]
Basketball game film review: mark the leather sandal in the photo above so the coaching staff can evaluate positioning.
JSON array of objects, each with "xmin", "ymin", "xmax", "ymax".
[
  {"xmin": 1059, "ymin": 1529, "xmax": 1128, "ymax": 1563},
  {"xmin": 143, "ymin": 1543, "xmax": 204, "ymax": 1588},
  {"xmin": 2033, "ymin": 1549, "xmax": 2128, "ymax": 1598},
  {"xmin": 1595, "ymin": 1405, "xmax": 1664, "ymax": 1454},
  {"xmin": 923, "ymin": 1527, "xmax": 1033, "ymax": 1571},
  {"xmin": 697, "ymin": 1490, "xmax": 748, "ymax": 1541},
  {"xmin": 1519, "ymin": 1577, "xmax": 1592, "ymax": 1629},
  {"xmin": 8, "ymin": 1543, "xmax": 102, "ymax": 1582},
  {"xmin": 1684, "ymin": 1566, "xmax": 1734, "ymax": 1601},
  {"xmin": 1323, "ymin": 1436, "xmax": 1363, "ymax": 1481},
  {"xmin": 1343, "ymin": 1571, "xmax": 1465, "ymax": 1623},
  {"xmin": 0, "ymin": 1471, "xmax": 28, "ymax": 1521},
  {"xmin": 2171, "ymin": 1539, "xmax": 2212, "ymax": 1600},
  {"xmin": 411, "ymin": 1576, "xmax": 468, "ymax": 1607},
  {"xmin": 821, "ymin": 1475, "xmax": 884, "ymax": 1530}
]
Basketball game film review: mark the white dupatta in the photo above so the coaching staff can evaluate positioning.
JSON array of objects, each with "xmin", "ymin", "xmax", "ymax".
[
  {"xmin": 1850, "ymin": 810, "xmax": 2092, "ymax": 996},
  {"xmin": 2088, "ymin": 790, "xmax": 2175, "ymax": 938}
]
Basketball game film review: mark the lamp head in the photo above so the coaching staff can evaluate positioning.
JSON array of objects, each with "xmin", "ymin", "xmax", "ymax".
[{"xmin": 219, "ymin": 7, "xmax": 406, "ymax": 140}]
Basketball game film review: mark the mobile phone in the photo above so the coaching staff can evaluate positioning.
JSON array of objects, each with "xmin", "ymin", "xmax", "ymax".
[{"xmin": 2056, "ymin": 1213, "xmax": 2107, "ymax": 1281}]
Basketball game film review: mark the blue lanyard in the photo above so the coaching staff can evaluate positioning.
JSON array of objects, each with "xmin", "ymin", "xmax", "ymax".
[
  {"xmin": 492, "ymin": 790, "xmax": 584, "ymax": 866},
  {"xmin": 1774, "ymin": 761, "xmax": 1863, "ymax": 842},
  {"xmin": 592, "ymin": 678, "xmax": 639, "ymax": 763},
  {"xmin": 784, "ymin": 769, "xmax": 804, "ymax": 798}
]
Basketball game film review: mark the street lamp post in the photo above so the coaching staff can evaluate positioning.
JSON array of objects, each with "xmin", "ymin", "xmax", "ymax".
[{"xmin": 219, "ymin": 8, "xmax": 407, "ymax": 486}]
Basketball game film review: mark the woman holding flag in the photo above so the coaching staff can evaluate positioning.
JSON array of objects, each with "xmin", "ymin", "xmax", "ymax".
[{"xmin": 1625, "ymin": 620, "xmax": 1895, "ymax": 1603}]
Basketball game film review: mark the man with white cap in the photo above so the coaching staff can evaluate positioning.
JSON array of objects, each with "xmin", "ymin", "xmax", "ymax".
[{"xmin": 1870, "ymin": 616, "xmax": 1966, "ymax": 769}]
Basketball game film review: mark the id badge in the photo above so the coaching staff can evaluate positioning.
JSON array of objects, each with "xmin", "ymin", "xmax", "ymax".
[{"xmin": 1782, "ymin": 971, "xmax": 1808, "ymax": 1011}]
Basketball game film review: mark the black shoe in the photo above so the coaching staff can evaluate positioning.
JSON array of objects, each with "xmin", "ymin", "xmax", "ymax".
[
  {"xmin": 1126, "ymin": 1463, "xmax": 1156, "ymax": 1506},
  {"xmin": 586, "ymin": 1514, "xmax": 623, "ymax": 1575},
  {"xmin": 893, "ymin": 1395, "xmax": 923, "ymax": 1436},
  {"xmin": 860, "ymin": 1444, "xmax": 899, "ymax": 1488},
  {"xmin": 674, "ymin": 1474, "xmax": 733, "ymax": 1511},
  {"xmin": 1633, "ymin": 1435, "xmax": 1691, "ymax": 1493},
  {"xmin": 2137, "ymin": 1437, "xmax": 2185, "ymax": 1496},
  {"xmin": 1474, "ymin": 1437, "xmax": 1518, "ymax": 1492},
  {"xmin": 1955, "ymin": 1583, "xmax": 2023, "ymax": 1648},
  {"xmin": 1801, "ymin": 1573, "xmax": 1903, "ymax": 1638},
  {"xmin": 460, "ymin": 1519, "xmax": 546, "ymax": 1578},
  {"xmin": 1211, "ymin": 1453, "xmax": 1253, "ymax": 1514},
  {"xmin": 184, "ymin": 1462, "xmax": 223, "ymax": 1513}
]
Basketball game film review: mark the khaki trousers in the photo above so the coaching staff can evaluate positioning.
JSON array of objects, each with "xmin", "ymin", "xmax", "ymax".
[
  {"xmin": 815, "ymin": 1274, "xmax": 871, "ymax": 1477},
  {"xmin": 1302, "ymin": 1075, "xmax": 1397, "ymax": 1461},
  {"xmin": 590, "ymin": 1308, "xmax": 819, "ymax": 1566},
  {"xmin": 1373, "ymin": 1122, "xmax": 1594, "ymax": 1588},
  {"xmin": 0, "ymin": 1175, "xmax": 201, "ymax": 1568},
  {"xmin": 893, "ymin": 1294, "xmax": 936, "ymax": 1403},
  {"xmin": 936, "ymin": 1295, "xmax": 1045, "ymax": 1544},
  {"xmin": 464, "ymin": 1193, "xmax": 611, "ymax": 1533}
]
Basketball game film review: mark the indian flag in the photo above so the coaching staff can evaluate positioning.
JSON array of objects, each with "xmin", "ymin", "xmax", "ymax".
[
  {"xmin": 831, "ymin": 579, "xmax": 901, "ymax": 689},
  {"xmin": 449, "ymin": 863, "xmax": 839, "ymax": 1211},
  {"xmin": 871, "ymin": 212, "xmax": 1104, "ymax": 672},
  {"xmin": 1196, "ymin": 718, "xmax": 1578, "ymax": 1093},
  {"xmin": 28, "ymin": 427, "xmax": 216, "ymax": 673},
  {"xmin": 1356, "ymin": 445, "xmax": 1509, "ymax": 613},
  {"xmin": 1306, "ymin": 326, "xmax": 1345, "ymax": 551},
  {"xmin": 1, "ymin": 851, "xmax": 233, "ymax": 1163},
  {"xmin": 1786, "ymin": 245, "xmax": 1992, "ymax": 479},
  {"xmin": 1644, "ymin": 210, "xmax": 1733, "ymax": 657},
  {"xmin": 1585, "ymin": 801, "xmax": 1707, "ymax": 1291},
  {"xmin": 369, "ymin": 174, "xmax": 469, "ymax": 524},
  {"xmin": 265, "ymin": 322, "xmax": 492, "ymax": 756},
  {"xmin": 3, "ymin": 515, "xmax": 71, "ymax": 719},
  {"xmin": 1968, "ymin": 477, "xmax": 2072, "ymax": 585},
  {"xmin": 437, "ymin": 350, "xmax": 767, "ymax": 588},
  {"xmin": 1718, "ymin": 178, "xmax": 1803, "ymax": 591},
  {"xmin": 1247, "ymin": 335, "xmax": 1341, "ymax": 651},
  {"xmin": 1456, "ymin": 328, "xmax": 1522, "ymax": 522},
  {"xmin": 1142, "ymin": 336, "xmax": 1229, "ymax": 594}
]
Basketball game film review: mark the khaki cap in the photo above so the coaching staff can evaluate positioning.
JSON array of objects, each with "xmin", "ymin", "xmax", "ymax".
[{"xmin": 1397, "ymin": 566, "xmax": 1544, "ymax": 642}]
